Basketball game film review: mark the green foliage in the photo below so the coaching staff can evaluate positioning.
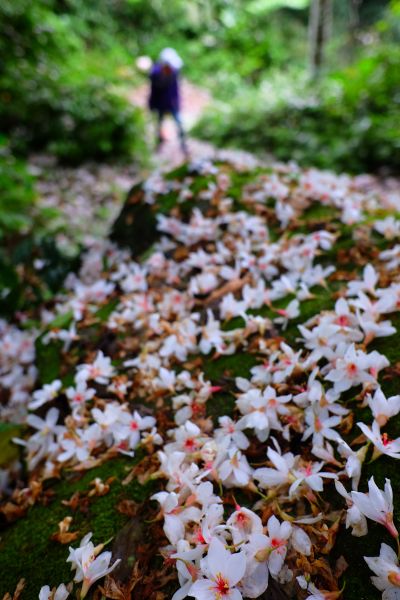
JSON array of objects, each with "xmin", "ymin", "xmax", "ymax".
[
  {"xmin": 0, "ymin": 148, "xmax": 81, "ymax": 317},
  {"xmin": 194, "ymin": 39, "xmax": 400, "ymax": 173},
  {"xmin": 0, "ymin": 0, "xmax": 146, "ymax": 163},
  {"xmin": 0, "ymin": 141, "xmax": 36, "ymax": 237},
  {"xmin": 194, "ymin": 0, "xmax": 400, "ymax": 175}
]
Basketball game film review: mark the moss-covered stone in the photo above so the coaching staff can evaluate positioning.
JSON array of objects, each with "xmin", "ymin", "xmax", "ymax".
[{"xmin": 0, "ymin": 455, "xmax": 155, "ymax": 599}]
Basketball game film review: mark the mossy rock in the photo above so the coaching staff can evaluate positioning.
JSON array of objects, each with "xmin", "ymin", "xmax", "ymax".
[
  {"xmin": 3, "ymin": 161, "xmax": 400, "ymax": 599},
  {"xmin": 0, "ymin": 455, "xmax": 155, "ymax": 599}
]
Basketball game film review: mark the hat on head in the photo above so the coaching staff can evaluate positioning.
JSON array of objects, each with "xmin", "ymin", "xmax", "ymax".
[{"xmin": 159, "ymin": 47, "xmax": 183, "ymax": 69}]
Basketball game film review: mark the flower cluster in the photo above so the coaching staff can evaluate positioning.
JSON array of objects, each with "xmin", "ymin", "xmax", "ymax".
[{"xmin": 2, "ymin": 159, "xmax": 400, "ymax": 598}]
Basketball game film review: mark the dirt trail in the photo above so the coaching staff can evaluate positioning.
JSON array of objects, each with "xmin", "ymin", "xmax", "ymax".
[
  {"xmin": 128, "ymin": 79, "xmax": 261, "ymax": 171},
  {"xmin": 30, "ymin": 81, "xmax": 261, "ymax": 246}
]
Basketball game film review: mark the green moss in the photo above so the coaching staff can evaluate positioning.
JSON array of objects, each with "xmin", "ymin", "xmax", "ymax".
[
  {"xmin": 334, "ymin": 450, "xmax": 400, "ymax": 600},
  {"xmin": 203, "ymin": 352, "xmax": 258, "ymax": 383},
  {"xmin": 0, "ymin": 423, "xmax": 24, "ymax": 467},
  {"xmin": 300, "ymin": 203, "xmax": 339, "ymax": 222},
  {"xmin": 0, "ymin": 455, "xmax": 155, "ymax": 599},
  {"xmin": 35, "ymin": 336, "xmax": 63, "ymax": 384},
  {"xmin": 206, "ymin": 392, "xmax": 236, "ymax": 422}
]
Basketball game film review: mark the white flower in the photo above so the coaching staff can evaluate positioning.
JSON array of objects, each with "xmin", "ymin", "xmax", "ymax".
[
  {"xmin": 335, "ymin": 480, "xmax": 368, "ymax": 537},
  {"xmin": 189, "ymin": 537, "xmax": 246, "ymax": 600},
  {"xmin": 365, "ymin": 543, "xmax": 400, "ymax": 599},
  {"xmin": 336, "ymin": 439, "xmax": 367, "ymax": 490},
  {"xmin": 289, "ymin": 461, "xmax": 336, "ymax": 497},
  {"xmin": 151, "ymin": 491, "xmax": 201, "ymax": 545},
  {"xmin": 325, "ymin": 343, "xmax": 382, "ymax": 393},
  {"xmin": 66, "ymin": 382, "xmax": 95, "ymax": 408},
  {"xmin": 226, "ymin": 506, "xmax": 263, "ymax": 545},
  {"xmin": 218, "ymin": 447, "xmax": 253, "ymax": 487},
  {"xmin": 374, "ymin": 216, "xmax": 400, "ymax": 239},
  {"xmin": 302, "ymin": 405, "xmax": 342, "ymax": 447},
  {"xmin": 265, "ymin": 515, "xmax": 292, "ymax": 576},
  {"xmin": 346, "ymin": 264, "xmax": 378, "ymax": 297},
  {"xmin": 367, "ymin": 388, "xmax": 400, "ymax": 427},
  {"xmin": 351, "ymin": 477, "xmax": 398, "ymax": 538},
  {"xmin": 39, "ymin": 583, "xmax": 69, "ymax": 600},
  {"xmin": 67, "ymin": 532, "xmax": 121, "ymax": 598},
  {"xmin": 291, "ymin": 526, "xmax": 312, "ymax": 555},
  {"xmin": 58, "ymin": 432, "xmax": 90, "ymax": 464},
  {"xmin": 29, "ymin": 380, "xmax": 62, "ymax": 410},
  {"xmin": 114, "ymin": 410, "xmax": 156, "ymax": 449},
  {"xmin": 76, "ymin": 351, "xmax": 114, "ymax": 385},
  {"xmin": 357, "ymin": 421, "xmax": 400, "ymax": 459},
  {"xmin": 254, "ymin": 446, "xmax": 295, "ymax": 489},
  {"xmin": 216, "ymin": 416, "xmax": 249, "ymax": 450},
  {"xmin": 273, "ymin": 299, "xmax": 300, "ymax": 330}
]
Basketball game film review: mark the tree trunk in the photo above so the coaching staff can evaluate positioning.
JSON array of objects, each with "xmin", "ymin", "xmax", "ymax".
[
  {"xmin": 348, "ymin": 0, "xmax": 363, "ymax": 60},
  {"xmin": 309, "ymin": 0, "xmax": 333, "ymax": 78}
]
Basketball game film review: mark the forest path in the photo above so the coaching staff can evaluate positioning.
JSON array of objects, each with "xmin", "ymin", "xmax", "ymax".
[
  {"xmin": 30, "ymin": 80, "xmax": 260, "ymax": 247},
  {"xmin": 127, "ymin": 79, "xmax": 261, "ymax": 170}
]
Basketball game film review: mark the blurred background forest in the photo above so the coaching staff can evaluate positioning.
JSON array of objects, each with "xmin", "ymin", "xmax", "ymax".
[{"xmin": 0, "ymin": 0, "xmax": 399, "ymax": 314}]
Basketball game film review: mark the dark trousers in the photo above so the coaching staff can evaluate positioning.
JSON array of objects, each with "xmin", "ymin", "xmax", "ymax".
[{"xmin": 156, "ymin": 109, "xmax": 187, "ymax": 151}]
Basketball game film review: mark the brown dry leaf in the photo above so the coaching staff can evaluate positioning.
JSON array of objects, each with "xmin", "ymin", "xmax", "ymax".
[
  {"xmin": 201, "ymin": 274, "xmax": 251, "ymax": 306},
  {"xmin": 61, "ymin": 491, "xmax": 81, "ymax": 510},
  {"xmin": 100, "ymin": 571, "xmax": 139, "ymax": 600},
  {"xmin": 320, "ymin": 518, "xmax": 341, "ymax": 554},
  {"xmin": 312, "ymin": 557, "xmax": 339, "ymax": 590},
  {"xmin": 51, "ymin": 516, "xmax": 80, "ymax": 544},
  {"xmin": 339, "ymin": 412, "xmax": 354, "ymax": 435},
  {"xmin": 2, "ymin": 578, "xmax": 25, "ymax": 600},
  {"xmin": 0, "ymin": 502, "xmax": 26, "ymax": 522},
  {"xmin": 88, "ymin": 477, "xmax": 112, "ymax": 497},
  {"xmin": 173, "ymin": 247, "xmax": 189, "ymax": 261}
]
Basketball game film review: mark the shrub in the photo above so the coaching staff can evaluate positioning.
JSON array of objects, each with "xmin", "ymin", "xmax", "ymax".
[
  {"xmin": 194, "ymin": 44, "xmax": 400, "ymax": 174},
  {"xmin": 0, "ymin": 0, "xmax": 146, "ymax": 164}
]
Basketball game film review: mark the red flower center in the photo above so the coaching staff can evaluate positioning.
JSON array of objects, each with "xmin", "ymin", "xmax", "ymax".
[
  {"xmin": 346, "ymin": 363, "xmax": 358, "ymax": 376},
  {"xmin": 214, "ymin": 574, "xmax": 230, "ymax": 596},
  {"xmin": 184, "ymin": 438, "xmax": 196, "ymax": 450}
]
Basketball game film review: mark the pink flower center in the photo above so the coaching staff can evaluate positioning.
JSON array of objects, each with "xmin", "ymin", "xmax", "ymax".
[
  {"xmin": 336, "ymin": 315, "xmax": 349, "ymax": 327},
  {"xmin": 388, "ymin": 571, "xmax": 400, "ymax": 587},
  {"xmin": 382, "ymin": 432, "xmax": 391, "ymax": 447},
  {"xmin": 236, "ymin": 511, "xmax": 250, "ymax": 527},
  {"xmin": 303, "ymin": 463, "xmax": 313, "ymax": 477},
  {"xmin": 130, "ymin": 421, "xmax": 139, "ymax": 431},
  {"xmin": 314, "ymin": 417, "xmax": 322, "ymax": 432}
]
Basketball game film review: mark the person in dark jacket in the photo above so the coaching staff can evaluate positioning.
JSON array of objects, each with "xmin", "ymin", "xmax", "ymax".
[{"xmin": 148, "ymin": 48, "xmax": 187, "ymax": 154}]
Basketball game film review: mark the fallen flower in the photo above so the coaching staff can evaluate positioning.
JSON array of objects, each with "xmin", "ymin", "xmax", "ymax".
[
  {"xmin": 351, "ymin": 477, "xmax": 398, "ymax": 538},
  {"xmin": 189, "ymin": 536, "xmax": 246, "ymax": 600}
]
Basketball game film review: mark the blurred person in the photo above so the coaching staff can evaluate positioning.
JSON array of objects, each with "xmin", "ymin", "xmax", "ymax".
[{"xmin": 148, "ymin": 48, "xmax": 188, "ymax": 156}]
